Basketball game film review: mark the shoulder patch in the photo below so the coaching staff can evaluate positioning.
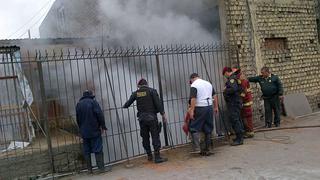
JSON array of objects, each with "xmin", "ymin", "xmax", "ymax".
[
  {"xmin": 230, "ymin": 79, "xmax": 235, "ymax": 84},
  {"xmin": 137, "ymin": 91, "xmax": 147, "ymax": 97}
]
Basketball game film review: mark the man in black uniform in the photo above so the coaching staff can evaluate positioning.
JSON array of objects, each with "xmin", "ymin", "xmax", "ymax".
[
  {"xmin": 248, "ymin": 67, "xmax": 283, "ymax": 128},
  {"xmin": 223, "ymin": 67, "xmax": 244, "ymax": 146},
  {"xmin": 122, "ymin": 78, "xmax": 168, "ymax": 163}
]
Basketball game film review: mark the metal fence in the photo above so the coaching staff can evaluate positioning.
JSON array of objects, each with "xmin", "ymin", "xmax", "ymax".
[{"xmin": 0, "ymin": 43, "xmax": 238, "ymax": 179}]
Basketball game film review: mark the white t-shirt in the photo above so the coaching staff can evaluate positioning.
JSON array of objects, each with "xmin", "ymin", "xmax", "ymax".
[{"xmin": 190, "ymin": 79, "xmax": 214, "ymax": 107}]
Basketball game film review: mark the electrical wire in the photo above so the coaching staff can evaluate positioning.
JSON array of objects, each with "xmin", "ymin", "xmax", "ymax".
[
  {"xmin": 17, "ymin": 7, "xmax": 51, "ymax": 39},
  {"xmin": 7, "ymin": 0, "xmax": 54, "ymax": 39}
]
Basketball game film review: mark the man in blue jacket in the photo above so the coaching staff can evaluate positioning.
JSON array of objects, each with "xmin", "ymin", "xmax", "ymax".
[{"xmin": 76, "ymin": 90, "xmax": 110, "ymax": 174}]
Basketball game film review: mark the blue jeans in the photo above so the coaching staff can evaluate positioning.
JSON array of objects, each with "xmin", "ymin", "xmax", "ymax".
[{"xmin": 189, "ymin": 106, "xmax": 214, "ymax": 134}]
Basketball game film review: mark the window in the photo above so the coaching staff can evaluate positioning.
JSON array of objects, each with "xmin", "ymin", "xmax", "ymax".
[
  {"xmin": 264, "ymin": 38, "xmax": 288, "ymax": 51},
  {"xmin": 57, "ymin": 6, "xmax": 66, "ymax": 33}
]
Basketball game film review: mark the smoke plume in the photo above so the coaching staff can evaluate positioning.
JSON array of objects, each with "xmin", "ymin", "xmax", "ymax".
[{"xmin": 98, "ymin": 0, "xmax": 220, "ymax": 46}]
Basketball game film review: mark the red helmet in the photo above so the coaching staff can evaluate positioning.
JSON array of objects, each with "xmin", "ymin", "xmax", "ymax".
[{"xmin": 222, "ymin": 67, "xmax": 232, "ymax": 75}]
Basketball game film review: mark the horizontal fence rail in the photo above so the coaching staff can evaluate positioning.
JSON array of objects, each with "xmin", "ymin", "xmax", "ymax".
[{"xmin": 0, "ymin": 43, "xmax": 238, "ymax": 179}]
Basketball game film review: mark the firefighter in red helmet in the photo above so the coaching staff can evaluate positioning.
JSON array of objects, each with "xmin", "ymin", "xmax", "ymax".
[{"xmin": 232, "ymin": 68, "xmax": 254, "ymax": 138}]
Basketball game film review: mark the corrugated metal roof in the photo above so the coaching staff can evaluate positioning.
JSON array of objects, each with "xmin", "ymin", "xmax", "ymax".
[{"xmin": 0, "ymin": 46, "xmax": 20, "ymax": 53}]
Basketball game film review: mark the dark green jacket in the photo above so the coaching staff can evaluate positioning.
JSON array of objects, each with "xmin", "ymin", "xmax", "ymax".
[{"xmin": 248, "ymin": 74, "xmax": 283, "ymax": 99}]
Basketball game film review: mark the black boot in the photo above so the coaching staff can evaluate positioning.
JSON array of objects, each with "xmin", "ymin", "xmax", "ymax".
[
  {"xmin": 147, "ymin": 153, "xmax": 153, "ymax": 161},
  {"xmin": 190, "ymin": 133, "xmax": 201, "ymax": 154},
  {"xmin": 200, "ymin": 136, "xmax": 206, "ymax": 155},
  {"xmin": 231, "ymin": 133, "xmax": 244, "ymax": 146},
  {"xmin": 85, "ymin": 155, "xmax": 93, "ymax": 174},
  {"xmin": 265, "ymin": 123, "xmax": 271, "ymax": 128},
  {"xmin": 95, "ymin": 152, "xmax": 111, "ymax": 173},
  {"xmin": 154, "ymin": 151, "xmax": 168, "ymax": 164},
  {"xmin": 201, "ymin": 134, "xmax": 213, "ymax": 156}
]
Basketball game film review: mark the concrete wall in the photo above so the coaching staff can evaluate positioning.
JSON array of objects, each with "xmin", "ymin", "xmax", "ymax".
[
  {"xmin": 0, "ymin": 144, "xmax": 82, "ymax": 180},
  {"xmin": 220, "ymin": 0, "xmax": 320, "ymax": 123},
  {"xmin": 39, "ymin": 0, "xmax": 101, "ymax": 38}
]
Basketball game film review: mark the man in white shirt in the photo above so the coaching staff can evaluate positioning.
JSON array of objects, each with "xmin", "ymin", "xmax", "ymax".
[{"xmin": 188, "ymin": 73, "xmax": 218, "ymax": 156}]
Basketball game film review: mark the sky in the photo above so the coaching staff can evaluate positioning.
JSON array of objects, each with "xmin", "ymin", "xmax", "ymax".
[{"xmin": 0, "ymin": 0, "xmax": 55, "ymax": 40}]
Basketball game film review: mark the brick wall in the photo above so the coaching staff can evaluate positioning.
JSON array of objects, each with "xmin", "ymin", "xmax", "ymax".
[
  {"xmin": 224, "ymin": 0, "xmax": 320, "ymax": 124},
  {"xmin": 256, "ymin": 1, "xmax": 320, "ymax": 111},
  {"xmin": 224, "ymin": 0, "xmax": 264, "ymax": 124}
]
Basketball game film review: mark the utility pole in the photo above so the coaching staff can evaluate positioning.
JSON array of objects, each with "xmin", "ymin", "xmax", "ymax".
[{"xmin": 28, "ymin": 30, "xmax": 31, "ymax": 39}]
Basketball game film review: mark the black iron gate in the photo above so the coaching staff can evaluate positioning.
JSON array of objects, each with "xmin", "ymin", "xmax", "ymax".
[{"xmin": 0, "ymin": 43, "xmax": 238, "ymax": 179}]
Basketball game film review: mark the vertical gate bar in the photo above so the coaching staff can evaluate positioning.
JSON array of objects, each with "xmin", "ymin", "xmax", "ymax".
[
  {"xmin": 120, "ymin": 55, "xmax": 135, "ymax": 157},
  {"xmin": 54, "ymin": 54, "xmax": 62, "ymax": 152},
  {"xmin": 150, "ymin": 47, "xmax": 156, "ymax": 89},
  {"xmin": 155, "ymin": 54, "xmax": 169, "ymax": 147},
  {"xmin": 170, "ymin": 46, "xmax": 179, "ymax": 145},
  {"xmin": 110, "ymin": 56, "xmax": 124, "ymax": 160},
  {"xmin": 102, "ymin": 57, "xmax": 117, "ymax": 162},
  {"xmin": 4, "ymin": 53, "xmax": 17, "ymax": 158},
  {"xmin": 0, "ymin": 55, "xmax": 5, "ymax": 177},
  {"xmin": 10, "ymin": 53, "xmax": 23, "ymax": 152},
  {"xmin": 10, "ymin": 52, "xmax": 23, "ymax": 156},
  {"xmin": 115, "ymin": 54, "xmax": 129, "ymax": 159},
  {"xmin": 62, "ymin": 52, "xmax": 73, "ymax": 171},
  {"xmin": 2, "ymin": 54, "xmax": 11, "ymax": 160},
  {"xmin": 175, "ymin": 46, "xmax": 184, "ymax": 144},
  {"xmin": 44, "ymin": 54, "xmax": 53, "ymax": 153},
  {"xmin": 160, "ymin": 47, "xmax": 169, "ymax": 145},
  {"xmin": 37, "ymin": 55, "xmax": 55, "ymax": 174},
  {"xmin": 70, "ymin": 51, "xmax": 83, "ymax": 170},
  {"xmin": 128, "ymin": 55, "xmax": 141, "ymax": 155},
  {"xmin": 26, "ymin": 52, "xmax": 36, "ymax": 155},
  {"xmin": 183, "ymin": 48, "xmax": 191, "ymax": 144}
]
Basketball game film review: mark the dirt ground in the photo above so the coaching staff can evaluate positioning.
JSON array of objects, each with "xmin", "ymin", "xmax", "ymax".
[{"xmin": 60, "ymin": 113, "xmax": 320, "ymax": 180}]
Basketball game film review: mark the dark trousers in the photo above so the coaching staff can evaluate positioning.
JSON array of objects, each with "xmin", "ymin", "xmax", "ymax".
[
  {"xmin": 227, "ymin": 103, "xmax": 244, "ymax": 134},
  {"xmin": 83, "ymin": 136, "xmax": 105, "ymax": 171},
  {"xmin": 189, "ymin": 106, "xmax": 214, "ymax": 134},
  {"xmin": 139, "ymin": 114, "xmax": 161, "ymax": 154},
  {"xmin": 264, "ymin": 96, "xmax": 281, "ymax": 125},
  {"xmin": 83, "ymin": 136, "xmax": 103, "ymax": 157}
]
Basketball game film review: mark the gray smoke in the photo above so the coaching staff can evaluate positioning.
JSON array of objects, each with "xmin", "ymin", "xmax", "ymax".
[
  {"xmin": 28, "ymin": 0, "xmax": 223, "ymax": 163},
  {"xmin": 98, "ymin": 0, "xmax": 220, "ymax": 46}
]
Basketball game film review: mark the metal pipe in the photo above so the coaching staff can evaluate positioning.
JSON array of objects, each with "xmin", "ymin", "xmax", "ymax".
[
  {"xmin": 37, "ymin": 54, "xmax": 55, "ymax": 173},
  {"xmin": 103, "ymin": 58, "xmax": 132, "ymax": 167},
  {"xmin": 255, "ymin": 125, "xmax": 320, "ymax": 133},
  {"xmin": 155, "ymin": 54, "xmax": 170, "ymax": 147}
]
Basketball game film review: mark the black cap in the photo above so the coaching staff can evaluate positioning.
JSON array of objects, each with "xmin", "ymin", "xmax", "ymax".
[
  {"xmin": 137, "ymin": 78, "xmax": 148, "ymax": 86},
  {"xmin": 83, "ymin": 90, "xmax": 94, "ymax": 97},
  {"xmin": 189, "ymin": 73, "xmax": 199, "ymax": 79}
]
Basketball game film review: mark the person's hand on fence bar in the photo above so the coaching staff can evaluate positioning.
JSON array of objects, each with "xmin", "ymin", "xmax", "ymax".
[
  {"xmin": 162, "ymin": 113, "xmax": 167, "ymax": 124},
  {"xmin": 101, "ymin": 127, "xmax": 107, "ymax": 135},
  {"xmin": 279, "ymin": 96, "xmax": 284, "ymax": 103}
]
